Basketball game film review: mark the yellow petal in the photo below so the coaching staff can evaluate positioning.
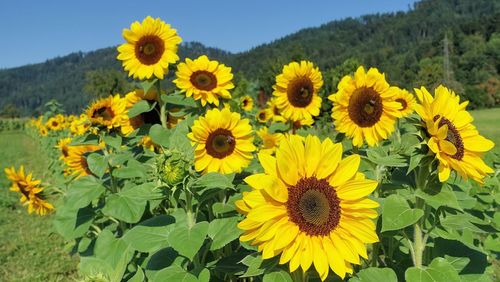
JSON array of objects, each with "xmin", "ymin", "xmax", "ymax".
[
  {"xmin": 439, "ymin": 140, "xmax": 457, "ymax": 156},
  {"xmin": 336, "ymin": 179, "xmax": 378, "ymax": 200},
  {"xmin": 247, "ymin": 204, "xmax": 286, "ymax": 222},
  {"xmin": 329, "ymin": 155, "xmax": 360, "ymax": 187}
]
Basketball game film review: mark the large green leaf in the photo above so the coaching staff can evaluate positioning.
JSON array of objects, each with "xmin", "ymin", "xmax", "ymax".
[
  {"xmin": 128, "ymin": 99, "xmax": 156, "ymax": 118},
  {"xmin": 405, "ymin": 257, "xmax": 460, "ymax": 282},
  {"xmin": 153, "ymin": 265, "xmax": 198, "ymax": 282},
  {"xmin": 415, "ymin": 185, "xmax": 462, "ymax": 210},
  {"xmin": 149, "ymin": 124, "xmax": 171, "ymax": 147},
  {"xmin": 53, "ymin": 205, "xmax": 95, "ymax": 240},
  {"xmin": 86, "ymin": 153, "xmax": 108, "ymax": 178},
  {"xmin": 263, "ymin": 270, "xmax": 293, "ymax": 282},
  {"xmin": 444, "ymin": 255, "xmax": 470, "ymax": 273},
  {"xmin": 161, "ymin": 93, "xmax": 197, "ymax": 107},
  {"xmin": 381, "ymin": 194, "xmax": 424, "ymax": 232},
  {"xmin": 122, "ymin": 215, "xmax": 175, "ymax": 253},
  {"xmin": 207, "ymin": 217, "xmax": 243, "ymax": 250},
  {"xmin": 93, "ymin": 229, "xmax": 134, "ymax": 282},
  {"xmin": 440, "ymin": 214, "xmax": 488, "ymax": 234},
  {"xmin": 168, "ymin": 221, "xmax": 209, "ymax": 261},
  {"xmin": 192, "ymin": 173, "xmax": 234, "ymax": 191},
  {"xmin": 112, "ymin": 159, "xmax": 148, "ymax": 179},
  {"xmin": 101, "ymin": 183, "xmax": 158, "ymax": 223},
  {"xmin": 65, "ymin": 176, "xmax": 105, "ymax": 209},
  {"xmin": 349, "ymin": 267, "xmax": 398, "ymax": 282}
]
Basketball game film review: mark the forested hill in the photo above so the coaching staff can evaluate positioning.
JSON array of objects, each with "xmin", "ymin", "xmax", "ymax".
[{"xmin": 1, "ymin": 0, "xmax": 499, "ymax": 116}]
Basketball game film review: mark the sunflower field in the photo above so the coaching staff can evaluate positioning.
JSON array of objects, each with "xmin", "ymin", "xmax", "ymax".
[{"xmin": 5, "ymin": 16, "xmax": 500, "ymax": 282}]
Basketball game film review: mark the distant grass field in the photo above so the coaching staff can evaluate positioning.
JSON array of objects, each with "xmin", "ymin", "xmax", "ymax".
[
  {"xmin": 0, "ymin": 132, "xmax": 77, "ymax": 282},
  {"xmin": 471, "ymin": 107, "xmax": 500, "ymax": 155}
]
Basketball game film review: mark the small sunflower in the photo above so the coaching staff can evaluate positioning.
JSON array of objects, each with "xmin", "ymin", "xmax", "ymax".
[
  {"xmin": 86, "ymin": 95, "xmax": 127, "ymax": 130},
  {"xmin": 257, "ymin": 127, "xmax": 284, "ymax": 155},
  {"xmin": 415, "ymin": 85, "xmax": 495, "ymax": 184},
  {"xmin": 267, "ymin": 98, "xmax": 286, "ymax": 123},
  {"xmin": 236, "ymin": 135, "xmax": 379, "ymax": 280},
  {"xmin": 240, "ymin": 95, "xmax": 254, "ymax": 111},
  {"xmin": 174, "ymin": 55, "xmax": 234, "ymax": 106},
  {"xmin": 188, "ymin": 108, "xmax": 256, "ymax": 174},
  {"xmin": 393, "ymin": 88, "xmax": 416, "ymax": 117},
  {"xmin": 117, "ymin": 16, "xmax": 182, "ymax": 80},
  {"xmin": 329, "ymin": 66, "xmax": 402, "ymax": 147},
  {"xmin": 64, "ymin": 144, "xmax": 102, "ymax": 178},
  {"xmin": 46, "ymin": 117, "xmax": 62, "ymax": 131},
  {"xmin": 257, "ymin": 109, "xmax": 273, "ymax": 123},
  {"xmin": 273, "ymin": 61, "xmax": 323, "ymax": 123},
  {"xmin": 27, "ymin": 195, "xmax": 54, "ymax": 216},
  {"xmin": 39, "ymin": 126, "xmax": 48, "ymax": 137},
  {"xmin": 70, "ymin": 114, "xmax": 91, "ymax": 136},
  {"xmin": 56, "ymin": 138, "xmax": 72, "ymax": 161}
]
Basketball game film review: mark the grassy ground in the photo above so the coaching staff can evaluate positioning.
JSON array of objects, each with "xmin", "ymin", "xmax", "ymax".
[
  {"xmin": 0, "ymin": 131, "xmax": 78, "ymax": 282},
  {"xmin": 471, "ymin": 107, "xmax": 500, "ymax": 155}
]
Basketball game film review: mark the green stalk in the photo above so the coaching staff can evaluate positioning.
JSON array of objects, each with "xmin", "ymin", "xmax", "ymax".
[
  {"xmin": 156, "ymin": 80, "xmax": 168, "ymax": 129},
  {"xmin": 412, "ymin": 164, "xmax": 430, "ymax": 267}
]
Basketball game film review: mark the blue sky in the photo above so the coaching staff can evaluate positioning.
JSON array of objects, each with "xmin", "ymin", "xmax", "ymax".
[{"xmin": 0, "ymin": 0, "xmax": 416, "ymax": 69}]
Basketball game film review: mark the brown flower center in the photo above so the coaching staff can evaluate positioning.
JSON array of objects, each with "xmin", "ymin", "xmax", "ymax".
[
  {"xmin": 395, "ymin": 98, "xmax": 407, "ymax": 111},
  {"xmin": 190, "ymin": 71, "xmax": 217, "ymax": 91},
  {"xmin": 93, "ymin": 106, "xmax": 115, "ymax": 121},
  {"xmin": 258, "ymin": 112, "xmax": 267, "ymax": 121},
  {"xmin": 348, "ymin": 87, "xmax": 383, "ymax": 127},
  {"xmin": 135, "ymin": 35, "xmax": 165, "ymax": 65},
  {"xmin": 272, "ymin": 105, "xmax": 280, "ymax": 115},
  {"xmin": 205, "ymin": 128, "xmax": 236, "ymax": 159},
  {"xmin": 433, "ymin": 115, "xmax": 464, "ymax": 160},
  {"xmin": 287, "ymin": 177, "xmax": 341, "ymax": 236},
  {"xmin": 287, "ymin": 77, "xmax": 314, "ymax": 108}
]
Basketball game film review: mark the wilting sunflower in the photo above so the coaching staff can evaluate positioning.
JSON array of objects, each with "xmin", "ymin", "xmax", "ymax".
[
  {"xmin": 117, "ymin": 16, "xmax": 182, "ymax": 80},
  {"xmin": 240, "ymin": 95, "xmax": 254, "ymax": 111},
  {"xmin": 86, "ymin": 95, "xmax": 127, "ymax": 130},
  {"xmin": 188, "ymin": 108, "xmax": 256, "ymax": 174},
  {"xmin": 393, "ymin": 88, "xmax": 416, "ymax": 117},
  {"xmin": 64, "ymin": 144, "xmax": 102, "ymax": 178},
  {"xmin": 174, "ymin": 55, "xmax": 234, "ymax": 106},
  {"xmin": 329, "ymin": 66, "xmax": 402, "ymax": 147},
  {"xmin": 257, "ymin": 109, "xmax": 273, "ymax": 123},
  {"xmin": 273, "ymin": 61, "xmax": 323, "ymax": 123},
  {"xmin": 257, "ymin": 127, "xmax": 284, "ymax": 155},
  {"xmin": 56, "ymin": 138, "xmax": 72, "ymax": 161},
  {"xmin": 236, "ymin": 135, "xmax": 379, "ymax": 280},
  {"xmin": 46, "ymin": 117, "xmax": 62, "ymax": 131},
  {"xmin": 267, "ymin": 98, "xmax": 286, "ymax": 123},
  {"xmin": 415, "ymin": 85, "xmax": 495, "ymax": 184}
]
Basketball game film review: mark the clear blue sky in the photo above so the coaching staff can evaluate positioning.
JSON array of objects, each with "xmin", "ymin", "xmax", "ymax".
[{"xmin": 0, "ymin": 0, "xmax": 417, "ymax": 69}]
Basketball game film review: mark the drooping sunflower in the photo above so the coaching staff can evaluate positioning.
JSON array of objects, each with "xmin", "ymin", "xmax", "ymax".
[
  {"xmin": 415, "ymin": 85, "xmax": 495, "ymax": 184},
  {"xmin": 56, "ymin": 138, "xmax": 72, "ymax": 161},
  {"xmin": 117, "ymin": 16, "xmax": 182, "ymax": 80},
  {"xmin": 27, "ymin": 195, "xmax": 54, "ymax": 216},
  {"xmin": 273, "ymin": 61, "xmax": 323, "ymax": 123},
  {"xmin": 393, "ymin": 88, "xmax": 416, "ymax": 118},
  {"xmin": 236, "ymin": 135, "xmax": 379, "ymax": 280},
  {"xmin": 257, "ymin": 127, "xmax": 284, "ymax": 155},
  {"xmin": 64, "ymin": 144, "xmax": 102, "ymax": 178},
  {"xmin": 174, "ymin": 55, "xmax": 234, "ymax": 106},
  {"xmin": 86, "ymin": 95, "xmax": 127, "ymax": 130},
  {"xmin": 328, "ymin": 66, "xmax": 402, "ymax": 147},
  {"xmin": 188, "ymin": 108, "xmax": 256, "ymax": 174},
  {"xmin": 257, "ymin": 108, "xmax": 273, "ymax": 123},
  {"xmin": 240, "ymin": 95, "xmax": 254, "ymax": 111}
]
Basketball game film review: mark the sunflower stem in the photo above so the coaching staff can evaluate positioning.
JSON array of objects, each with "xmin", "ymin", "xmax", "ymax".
[
  {"xmin": 412, "ymin": 163, "xmax": 430, "ymax": 268},
  {"xmin": 156, "ymin": 80, "xmax": 168, "ymax": 129}
]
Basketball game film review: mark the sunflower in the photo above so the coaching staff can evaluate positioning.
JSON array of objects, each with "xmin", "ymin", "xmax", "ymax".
[
  {"xmin": 56, "ymin": 138, "xmax": 72, "ymax": 161},
  {"xmin": 27, "ymin": 195, "xmax": 54, "ymax": 216},
  {"xmin": 273, "ymin": 61, "xmax": 323, "ymax": 123},
  {"xmin": 393, "ymin": 88, "xmax": 416, "ymax": 118},
  {"xmin": 117, "ymin": 16, "xmax": 182, "ymax": 80},
  {"xmin": 174, "ymin": 55, "xmax": 234, "ymax": 106},
  {"xmin": 415, "ymin": 85, "xmax": 495, "ymax": 184},
  {"xmin": 121, "ymin": 89, "xmax": 160, "ymax": 135},
  {"xmin": 257, "ymin": 127, "xmax": 284, "ymax": 155},
  {"xmin": 39, "ymin": 126, "xmax": 48, "ymax": 137},
  {"xmin": 86, "ymin": 95, "xmax": 127, "ymax": 130},
  {"xmin": 138, "ymin": 136, "xmax": 158, "ymax": 151},
  {"xmin": 267, "ymin": 98, "xmax": 286, "ymax": 123},
  {"xmin": 328, "ymin": 66, "xmax": 402, "ymax": 147},
  {"xmin": 257, "ymin": 109, "xmax": 273, "ymax": 123},
  {"xmin": 64, "ymin": 144, "xmax": 102, "ymax": 178},
  {"xmin": 240, "ymin": 95, "xmax": 254, "ymax": 111},
  {"xmin": 236, "ymin": 135, "xmax": 379, "ymax": 280},
  {"xmin": 70, "ymin": 114, "xmax": 91, "ymax": 136},
  {"xmin": 188, "ymin": 108, "xmax": 256, "ymax": 174},
  {"xmin": 46, "ymin": 117, "xmax": 62, "ymax": 131}
]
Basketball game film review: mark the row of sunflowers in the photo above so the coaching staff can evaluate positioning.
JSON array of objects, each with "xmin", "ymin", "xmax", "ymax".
[{"xmin": 5, "ymin": 16, "xmax": 499, "ymax": 281}]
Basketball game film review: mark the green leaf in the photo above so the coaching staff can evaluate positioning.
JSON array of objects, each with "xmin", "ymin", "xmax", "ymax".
[
  {"xmin": 112, "ymin": 159, "xmax": 148, "ymax": 179},
  {"xmin": 268, "ymin": 122, "xmax": 290, "ymax": 133},
  {"xmin": 441, "ymin": 214, "xmax": 488, "ymax": 233},
  {"xmin": 79, "ymin": 256, "xmax": 113, "ymax": 279},
  {"xmin": 349, "ymin": 267, "xmax": 398, "ymax": 282},
  {"xmin": 94, "ymin": 229, "xmax": 134, "ymax": 282},
  {"xmin": 161, "ymin": 93, "xmax": 197, "ymax": 107},
  {"xmin": 407, "ymin": 149, "xmax": 424, "ymax": 175},
  {"xmin": 101, "ymin": 183, "xmax": 158, "ymax": 223},
  {"xmin": 123, "ymin": 215, "xmax": 175, "ymax": 253},
  {"xmin": 366, "ymin": 150, "xmax": 407, "ymax": 167},
  {"xmin": 128, "ymin": 267, "xmax": 145, "ymax": 282},
  {"xmin": 192, "ymin": 173, "xmax": 234, "ymax": 191},
  {"xmin": 207, "ymin": 217, "xmax": 243, "ymax": 250},
  {"xmin": 444, "ymin": 255, "xmax": 470, "ymax": 273},
  {"xmin": 415, "ymin": 185, "xmax": 462, "ymax": 210},
  {"xmin": 405, "ymin": 257, "xmax": 460, "ymax": 282},
  {"xmin": 263, "ymin": 270, "xmax": 293, "ymax": 282},
  {"xmin": 53, "ymin": 205, "xmax": 95, "ymax": 240},
  {"xmin": 154, "ymin": 265, "xmax": 198, "ymax": 282},
  {"xmin": 169, "ymin": 118, "xmax": 194, "ymax": 159},
  {"xmin": 128, "ymin": 99, "xmax": 156, "ymax": 118},
  {"xmin": 65, "ymin": 176, "xmax": 105, "ymax": 209},
  {"xmin": 149, "ymin": 124, "xmax": 171, "ymax": 147},
  {"xmin": 102, "ymin": 134, "xmax": 122, "ymax": 149},
  {"xmin": 381, "ymin": 194, "xmax": 424, "ymax": 232},
  {"xmin": 168, "ymin": 221, "xmax": 209, "ymax": 261},
  {"xmin": 70, "ymin": 134, "xmax": 99, "ymax": 146},
  {"xmin": 484, "ymin": 235, "xmax": 500, "ymax": 252},
  {"xmin": 86, "ymin": 152, "xmax": 108, "ymax": 178},
  {"xmin": 141, "ymin": 79, "xmax": 157, "ymax": 94}
]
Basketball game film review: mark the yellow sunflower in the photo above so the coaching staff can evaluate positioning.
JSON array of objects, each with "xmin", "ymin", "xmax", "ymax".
[
  {"xmin": 257, "ymin": 127, "xmax": 284, "ymax": 155},
  {"xmin": 121, "ymin": 89, "xmax": 159, "ymax": 135},
  {"xmin": 56, "ymin": 138, "xmax": 72, "ymax": 161},
  {"xmin": 86, "ymin": 95, "xmax": 127, "ymax": 130},
  {"xmin": 64, "ymin": 144, "xmax": 103, "ymax": 178},
  {"xmin": 39, "ymin": 126, "xmax": 48, "ymax": 137},
  {"xmin": 329, "ymin": 66, "xmax": 402, "ymax": 147},
  {"xmin": 138, "ymin": 136, "xmax": 158, "ymax": 151},
  {"xmin": 257, "ymin": 109, "xmax": 273, "ymax": 123},
  {"xmin": 188, "ymin": 108, "xmax": 256, "ymax": 174},
  {"xmin": 27, "ymin": 195, "xmax": 54, "ymax": 216},
  {"xmin": 393, "ymin": 88, "xmax": 416, "ymax": 117},
  {"xmin": 236, "ymin": 135, "xmax": 379, "ymax": 280},
  {"xmin": 240, "ymin": 95, "xmax": 254, "ymax": 111},
  {"xmin": 273, "ymin": 61, "xmax": 323, "ymax": 123},
  {"xmin": 415, "ymin": 85, "xmax": 495, "ymax": 184},
  {"xmin": 117, "ymin": 16, "xmax": 182, "ymax": 80},
  {"xmin": 70, "ymin": 114, "xmax": 91, "ymax": 136},
  {"xmin": 267, "ymin": 98, "xmax": 286, "ymax": 123},
  {"xmin": 174, "ymin": 55, "xmax": 234, "ymax": 106},
  {"xmin": 46, "ymin": 117, "xmax": 62, "ymax": 131}
]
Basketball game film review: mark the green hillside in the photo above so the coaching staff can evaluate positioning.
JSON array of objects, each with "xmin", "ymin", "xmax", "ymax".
[{"xmin": 0, "ymin": 0, "xmax": 499, "ymax": 115}]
